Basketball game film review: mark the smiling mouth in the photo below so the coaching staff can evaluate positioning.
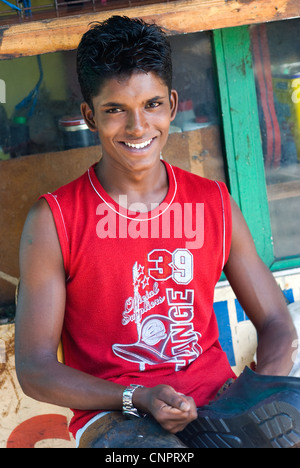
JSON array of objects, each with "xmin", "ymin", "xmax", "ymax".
[{"xmin": 122, "ymin": 138, "xmax": 154, "ymax": 150}]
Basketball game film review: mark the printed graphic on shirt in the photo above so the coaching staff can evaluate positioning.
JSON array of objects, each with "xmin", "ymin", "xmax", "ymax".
[{"xmin": 112, "ymin": 249, "xmax": 202, "ymax": 371}]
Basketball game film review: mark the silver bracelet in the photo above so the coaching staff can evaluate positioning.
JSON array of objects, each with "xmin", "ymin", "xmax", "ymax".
[{"xmin": 122, "ymin": 384, "xmax": 144, "ymax": 418}]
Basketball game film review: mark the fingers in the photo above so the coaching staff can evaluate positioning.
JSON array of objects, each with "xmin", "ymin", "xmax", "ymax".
[
  {"xmin": 137, "ymin": 384, "xmax": 198, "ymax": 434},
  {"xmin": 160, "ymin": 405, "xmax": 197, "ymax": 433},
  {"xmin": 154, "ymin": 387, "xmax": 197, "ymax": 433},
  {"xmin": 157, "ymin": 386, "xmax": 193, "ymax": 413}
]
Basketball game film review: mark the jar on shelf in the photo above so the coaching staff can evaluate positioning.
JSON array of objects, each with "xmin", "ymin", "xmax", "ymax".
[{"xmin": 58, "ymin": 116, "xmax": 100, "ymax": 150}]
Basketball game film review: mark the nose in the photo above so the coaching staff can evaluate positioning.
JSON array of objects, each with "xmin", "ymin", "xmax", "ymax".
[{"xmin": 126, "ymin": 109, "xmax": 148, "ymax": 136}]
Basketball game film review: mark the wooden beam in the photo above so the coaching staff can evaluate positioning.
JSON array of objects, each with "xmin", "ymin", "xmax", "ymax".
[
  {"xmin": 267, "ymin": 181, "xmax": 300, "ymax": 202},
  {"xmin": 0, "ymin": 0, "xmax": 300, "ymax": 58}
]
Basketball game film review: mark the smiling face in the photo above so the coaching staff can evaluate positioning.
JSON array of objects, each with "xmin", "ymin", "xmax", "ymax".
[{"xmin": 81, "ymin": 71, "xmax": 178, "ymax": 175}]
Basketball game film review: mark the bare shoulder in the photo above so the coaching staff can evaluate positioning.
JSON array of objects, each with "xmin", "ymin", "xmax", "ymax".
[
  {"xmin": 21, "ymin": 197, "xmax": 56, "ymax": 244},
  {"xmin": 20, "ymin": 198, "xmax": 64, "ymax": 273},
  {"xmin": 228, "ymin": 195, "xmax": 257, "ymax": 255},
  {"xmin": 18, "ymin": 197, "xmax": 66, "ymax": 320}
]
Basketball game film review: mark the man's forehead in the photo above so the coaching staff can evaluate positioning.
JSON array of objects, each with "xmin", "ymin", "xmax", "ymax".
[{"xmin": 94, "ymin": 71, "xmax": 168, "ymax": 103}]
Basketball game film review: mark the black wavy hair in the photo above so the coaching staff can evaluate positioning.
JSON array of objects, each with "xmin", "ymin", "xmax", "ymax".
[{"xmin": 77, "ymin": 16, "xmax": 173, "ymax": 111}]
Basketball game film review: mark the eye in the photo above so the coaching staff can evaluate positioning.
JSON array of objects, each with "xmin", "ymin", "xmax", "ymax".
[
  {"xmin": 105, "ymin": 108, "xmax": 123, "ymax": 114},
  {"xmin": 146, "ymin": 102, "xmax": 162, "ymax": 109}
]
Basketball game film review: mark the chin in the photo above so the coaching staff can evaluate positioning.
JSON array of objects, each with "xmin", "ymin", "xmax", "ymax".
[{"xmin": 129, "ymin": 155, "xmax": 161, "ymax": 172}]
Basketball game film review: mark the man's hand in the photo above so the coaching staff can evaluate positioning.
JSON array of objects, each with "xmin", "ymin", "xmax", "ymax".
[{"xmin": 133, "ymin": 384, "xmax": 197, "ymax": 433}]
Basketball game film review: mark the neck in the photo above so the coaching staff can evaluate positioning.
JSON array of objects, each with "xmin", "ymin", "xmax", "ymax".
[{"xmin": 94, "ymin": 156, "xmax": 169, "ymax": 211}]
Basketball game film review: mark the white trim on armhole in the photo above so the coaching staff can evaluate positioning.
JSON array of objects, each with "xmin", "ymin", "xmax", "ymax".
[{"xmin": 214, "ymin": 181, "xmax": 226, "ymax": 270}]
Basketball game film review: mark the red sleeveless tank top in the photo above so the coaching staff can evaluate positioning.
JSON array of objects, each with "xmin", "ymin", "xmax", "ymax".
[{"xmin": 41, "ymin": 161, "xmax": 235, "ymax": 437}]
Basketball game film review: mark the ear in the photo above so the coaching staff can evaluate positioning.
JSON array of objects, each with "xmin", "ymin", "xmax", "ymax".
[
  {"xmin": 80, "ymin": 102, "xmax": 97, "ymax": 133},
  {"xmin": 169, "ymin": 89, "xmax": 178, "ymax": 122}
]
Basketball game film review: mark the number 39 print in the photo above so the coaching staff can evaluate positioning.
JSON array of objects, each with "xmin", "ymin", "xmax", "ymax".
[{"xmin": 147, "ymin": 249, "xmax": 193, "ymax": 285}]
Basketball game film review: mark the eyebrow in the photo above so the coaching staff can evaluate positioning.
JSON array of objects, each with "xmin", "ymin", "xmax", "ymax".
[
  {"xmin": 101, "ymin": 95, "xmax": 168, "ymax": 108},
  {"xmin": 101, "ymin": 102, "xmax": 123, "ymax": 108},
  {"xmin": 147, "ymin": 95, "xmax": 168, "ymax": 102}
]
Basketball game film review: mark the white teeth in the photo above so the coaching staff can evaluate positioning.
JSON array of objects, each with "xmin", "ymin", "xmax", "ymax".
[{"xmin": 124, "ymin": 139, "xmax": 152, "ymax": 149}]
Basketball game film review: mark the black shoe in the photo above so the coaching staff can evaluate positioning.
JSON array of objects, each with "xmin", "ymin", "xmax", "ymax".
[{"xmin": 177, "ymin": 367, "xmax": 300, "ymax": 448}]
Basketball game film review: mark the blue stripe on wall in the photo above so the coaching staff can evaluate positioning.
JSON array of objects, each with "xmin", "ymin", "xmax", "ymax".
[{"xmin": 213, "ymin": 301, "xmax": 236, "ymax": 366}]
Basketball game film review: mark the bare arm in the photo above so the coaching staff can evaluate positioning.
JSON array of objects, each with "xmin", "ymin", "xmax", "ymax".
[
  {"xmin": 224, "ymin": 197, "xmax": 297, "ymax": 376},
  {"xmin": 15, "ymin": 198, "xmax": 127, "ymax": 410},
  {"xmin": 15, "ymin": 199, "xmax": 196, "ymax": 433}
]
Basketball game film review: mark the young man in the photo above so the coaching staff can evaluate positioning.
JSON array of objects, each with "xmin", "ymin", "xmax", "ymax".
[{"xmin": 15, "ymin": 16, "xmax": 300, "ymax": 448}]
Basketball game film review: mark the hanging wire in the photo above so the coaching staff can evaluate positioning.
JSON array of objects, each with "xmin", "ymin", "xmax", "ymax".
[
  {"xmin": 15, "ymin": 55, "xmax": 44, "ymax": 117},
  {"xmin": 0, "ymin": 0, "xmax": 21, "ymax": 11}
]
